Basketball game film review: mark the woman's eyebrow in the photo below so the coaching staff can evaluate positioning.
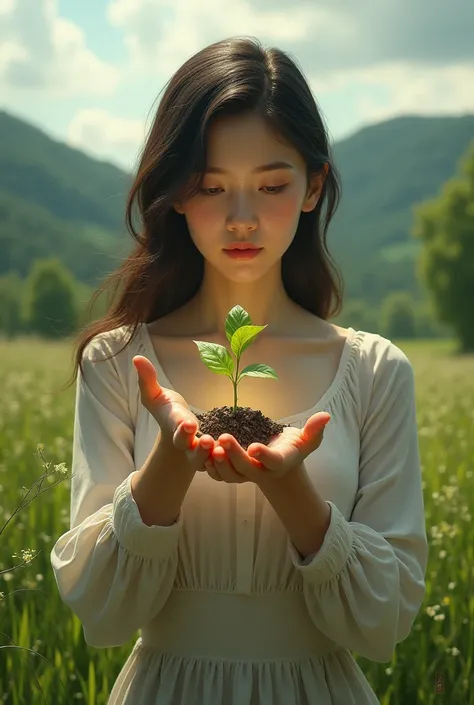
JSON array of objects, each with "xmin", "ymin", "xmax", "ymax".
[{"xmin": 204, "ymin": 161, "xmax": 295, "ymax": 174}]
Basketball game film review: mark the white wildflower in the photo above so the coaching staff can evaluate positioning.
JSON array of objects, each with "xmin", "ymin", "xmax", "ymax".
[
  {"xmin": 54, "ymin": 462, "xmax": 68, "ymax": 475},
  {"xmin": 12, "ymin": 548, "xmax": 38, "ymax": 564}
]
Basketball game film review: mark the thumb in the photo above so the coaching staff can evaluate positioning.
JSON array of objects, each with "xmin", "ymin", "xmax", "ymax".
[
  {"xmin": 302, "ymin": 412, "xmax": 331, "ymax": 441},
  {"xmin": 318, "ymin": 413, "xmax": 331, "ymax": 433},
  {"xmin": 132, "ymin": 355, "xmax": 162, "ymax": 398}
]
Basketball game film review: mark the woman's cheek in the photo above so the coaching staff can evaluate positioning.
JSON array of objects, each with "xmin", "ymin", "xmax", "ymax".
[
  {"xmin": 185, "ymin": 201, "xmax": 221, "ymax": 231},
  {"xmin": 264, "ymin": 193, "xmax": 301, "ymax": 225}
]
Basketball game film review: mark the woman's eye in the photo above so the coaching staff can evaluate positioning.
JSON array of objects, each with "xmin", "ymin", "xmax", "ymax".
[
  {"xmin": 200, "ymin": 185, "xmax": 288, "ymax": 196},
  {"xmin": 201, "ymin": 188, "xmax": 222, "ymax": 195},
  {"xmin": 263, "ymin": 185, "xmax": 288, "ymax": 194}
]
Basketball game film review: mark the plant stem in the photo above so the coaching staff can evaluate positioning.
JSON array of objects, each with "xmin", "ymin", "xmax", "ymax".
[{"xmin": 233, "ymin": 355, "xmax": 240, "ymax": 412}]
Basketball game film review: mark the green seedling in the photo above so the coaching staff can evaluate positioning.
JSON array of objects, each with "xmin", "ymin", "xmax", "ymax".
[{"xmin": 193, "ymin": 305, "xmax": 278, "ymax": 412}]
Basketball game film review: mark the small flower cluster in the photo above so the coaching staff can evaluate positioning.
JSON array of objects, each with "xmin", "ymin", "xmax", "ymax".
[
  {"xmin": 11, "ymin": 548, "xmax": 38, "ymax": 564},
  {"xmin": 1, "ymin": 445, "xmax": 72, "ymax": 587}
]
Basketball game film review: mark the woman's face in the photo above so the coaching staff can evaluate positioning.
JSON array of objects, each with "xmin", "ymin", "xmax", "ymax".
[{"xmin": 174, "ymin": 112, "xmax": 325, "ymax": 283}]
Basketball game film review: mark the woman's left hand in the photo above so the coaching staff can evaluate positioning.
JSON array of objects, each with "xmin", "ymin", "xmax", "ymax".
[{"xmin": 203, "ymin": 411, "xmax": 331, "ymax": 484}]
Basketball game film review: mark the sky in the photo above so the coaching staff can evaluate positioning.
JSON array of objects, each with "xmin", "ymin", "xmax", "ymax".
[{"xmin": 1, "ymin": 0, "xmax": 473, "ymax": 172}]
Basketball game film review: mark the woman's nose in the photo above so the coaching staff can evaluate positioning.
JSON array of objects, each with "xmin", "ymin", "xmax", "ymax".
[{"xmin": 226, "ymin": 194, "xmax": 258, "ymax": 231}]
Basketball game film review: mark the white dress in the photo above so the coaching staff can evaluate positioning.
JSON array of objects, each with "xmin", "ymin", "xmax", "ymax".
[{"xmin": 50, "ymin": 323, "xmax": 428, "ymax": 704}]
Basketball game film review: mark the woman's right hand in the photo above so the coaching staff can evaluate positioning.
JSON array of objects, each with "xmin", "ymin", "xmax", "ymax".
[{"xmin": 132, "ymin": 355, "xmax": 216, "ymax": 471}]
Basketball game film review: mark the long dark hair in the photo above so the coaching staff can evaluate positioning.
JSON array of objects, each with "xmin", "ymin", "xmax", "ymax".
[{"xmin": 63, "ymin": 35, "xmax": 344, "ymax": 391}]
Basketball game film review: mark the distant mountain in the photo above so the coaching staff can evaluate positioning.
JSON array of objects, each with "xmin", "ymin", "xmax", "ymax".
[
  {"xmin": 1, "ymin": 109, "xmax": 473, "ymax": 302},
  {"xmin": 0, "ymin": 110, "xmax": 130, "ymax": 285},
  {"xmin": 0, "ymin": 110, "xmax": 129, "ymax": 232},
  {"xmin": 331, "ymin": 115, "xmax": 474, "ymax": 302},
  {"xmin": 0, "ymin": 188, "xmax": 125, "ymax": 285}
]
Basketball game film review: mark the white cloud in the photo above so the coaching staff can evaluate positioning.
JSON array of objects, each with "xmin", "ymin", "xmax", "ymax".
[
  {"xmin": 107, "ymin": 0, "xmax": 343, "ymax": 77},
  {"xmin": 354, "ymin": 63, "xmax": 474, "ymax": 124},
  {"xmin": 0, "ymin": 0, "xmax": 120, "ymax": 95},
  {"xmin": 108, "ymin": 0, "xmax": 474, "ymax": 75},
  {"xmin": 67, "ymin": 109, "xmax": 146, "ymax": 169},
  {"xmin": 107, "ymin": 0, "xmax": 474, "ymax": 125}
]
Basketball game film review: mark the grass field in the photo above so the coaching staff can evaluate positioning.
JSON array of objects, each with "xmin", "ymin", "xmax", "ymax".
[{"xmin": 0, "ymin": 335, "xmax": 473, "ymax": 704}]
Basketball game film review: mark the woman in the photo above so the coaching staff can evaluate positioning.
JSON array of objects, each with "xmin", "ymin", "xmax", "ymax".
[{"xmin": 51, "ymin": 36, "xmax": 428, "ymax": 704}]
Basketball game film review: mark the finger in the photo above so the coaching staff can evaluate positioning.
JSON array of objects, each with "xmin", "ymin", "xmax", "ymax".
[
  {"xmin": 247, "ymin": 443, "xmax": 291, "ymax": 472},
  {"xmin": 133, "ymin": 355, "xmax": 164, "ymax": 402},
  {"xmin": 212, "ymin": 454, "xmax": 248, "ymax": 483},
  {"xmin": 199, "ymin": 434, "xmax": 215, "ymax": 451},
  {"xmin": 197, "ymin": 434, "xmax": 215, "ymax": 462},
  {"xmin": 248, "ymin": 414, "xmax": 330, "ymax": 470},
  {"xmin": 173, "ymin": 419, "xmax": 198, "ymax": 451},
  {"xmin": 217, "ymin": 435, "xmax": 264, "ymax": 472},
  {"xmin": 205, "ymin": 462, "xmax": 223, "ymax": 482},
  {"xmin": 174, "ymin": 420, "xmax": 209, "ymax": 453},
  {"xmin": 190, "ymin": 435, "xmax": 216, "ymax": 471},
  {"xmin": 306, "ymin": 411, "xmax": 331, "ymax": 433},
  {"xmin": 298, "ymin": 412, "xmax": 331, "ymax": 450}
]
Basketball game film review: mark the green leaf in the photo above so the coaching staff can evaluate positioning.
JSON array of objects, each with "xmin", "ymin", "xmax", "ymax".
[
  {"xmin": 193, "ymin": 341, "xmax": 235, "ymax": 378},
  {"xmin": 18, "ymin": 606, "xmax": 29, "ymax": 648},
  {"xmin": 230, "ymin": 324, "xmax": 267, "ymax": 359},
  {"xmin": 225, "ymin": 305, "xmax": 252, "ymax": 343},
  {"xmin": 88, "ymin": 660, "xmax": 96, "ymax": 705},
  {"xmin": 237, "ymin": 363, "xmax": 278, "ymax": 383}
]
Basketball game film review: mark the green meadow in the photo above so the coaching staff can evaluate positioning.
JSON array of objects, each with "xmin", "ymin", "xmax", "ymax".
[{"xmin": 0, "ymin": 335, "xmax": 473, "ymax": 704}]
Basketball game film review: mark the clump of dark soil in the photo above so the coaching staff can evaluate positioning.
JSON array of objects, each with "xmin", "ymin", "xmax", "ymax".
[{"xmin": 195, "ymin": 405, "xmax": 289, "ymax": 450}]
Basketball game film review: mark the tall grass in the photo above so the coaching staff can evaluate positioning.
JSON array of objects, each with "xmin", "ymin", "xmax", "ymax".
[{"xmin": 0, "ymin": 335, "xmax": 472, "ymax": 704}]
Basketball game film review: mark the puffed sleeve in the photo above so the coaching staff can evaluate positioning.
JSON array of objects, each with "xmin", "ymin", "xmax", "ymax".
[
  {"xmin": 288, "ymin": 341, "xmax": 428, "ymax": 663},
  {"xmin": 50, "ymin": 334, "xmax": 183, "ymax": 648}
]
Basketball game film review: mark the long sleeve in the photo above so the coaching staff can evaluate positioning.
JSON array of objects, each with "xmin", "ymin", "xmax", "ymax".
[
  {"xmin": 50, "ymin": 334, "xmax": 182, "ymax": 648},
  {"xmin": 287, "ymin": 341, "xmax": 428, "ymax": 663}
]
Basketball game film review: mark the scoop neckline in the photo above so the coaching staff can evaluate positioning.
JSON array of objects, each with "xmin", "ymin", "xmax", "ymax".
[{"xmin": 139, "ymin": 322, "xmax": 359, "ymax": 424}]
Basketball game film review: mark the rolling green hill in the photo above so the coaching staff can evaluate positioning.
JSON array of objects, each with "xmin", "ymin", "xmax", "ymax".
[
  {"xmin": 1, "ymin": 109, "xmax": 473, "ymax": 303},
  {"xmin": 0, "ymin": 189, "xmax": 126, "ymax": 285},
  {"xmin": 331, "ymin": 115, "xmax": 474, "ymax": 302},
  {"xmin": 0, "ymin": 110, "xmax": 129, "ymax": 232}
]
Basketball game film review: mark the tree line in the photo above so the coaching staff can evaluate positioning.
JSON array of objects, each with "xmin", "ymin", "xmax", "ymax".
[{"xmin": 0, "ymin": 142, "xmax": 472, "ymax": 351}]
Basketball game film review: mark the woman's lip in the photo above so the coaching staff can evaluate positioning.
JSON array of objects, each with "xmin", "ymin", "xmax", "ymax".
[{"xmin": 223, "ymin": 248, "xmax": 263, "ymax": 259}]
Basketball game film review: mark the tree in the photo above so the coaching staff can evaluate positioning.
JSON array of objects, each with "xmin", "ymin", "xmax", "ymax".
[
  {"xmin": 333, "ymin": 299, "xmax": 380, "ymax": 334},
  {"xmin": 414, "ymin": 299, "xmax": 452, "ymax": 340},
  {"xmin": 23, "ymin": 258, "xmax": 79, "ymax": 338},
  {"xmin": 413, "ymin": 142, "xmax": 474, "ymax": 352},
  {"xmin": 379, "ymin": 292, "xmax": 417, "ymax": 340},
  {"xmin": 0, "ymin": 271, "xmax": 24, "ymax": 338}
]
